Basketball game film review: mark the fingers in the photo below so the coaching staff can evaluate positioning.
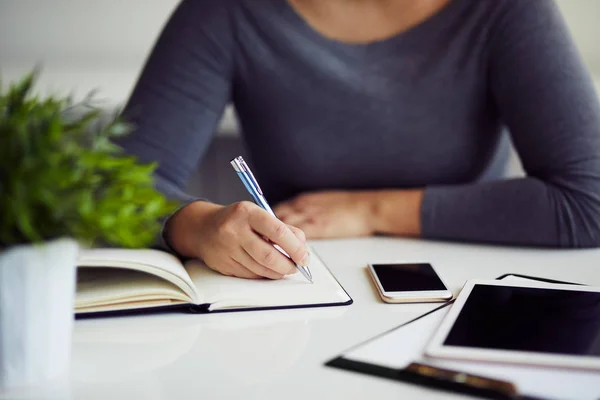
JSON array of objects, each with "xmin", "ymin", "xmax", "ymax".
[
  {"xmin": 232, "ymin": 250, "xmax": 286, "ymax": 280},
  {"xmin": 225, "ymin": 258, "xmax": 264, "ymax": 279},
  {"xmin": 291, "ymin": 220, "xmax": 324, "ymax": 240},
  {"xmin": 280, "ymin": 212, "xmax": 310, "ymax": 228},
  {"xmin": 276, "ymin": 203, "xmax": 319, "ymax": 240},
  {"xmin": 273, "ymin": 202, "xmax": 294, "ymax": 220},
  {"xmin": 248, "ymin": 209, "xmax": 309, "ymax": 266},
  {"xmin": 197, "ymin": 201, "xmax": 310, "ymax": 280},
  {"xmin": 241, "ymin": 232, "xmax": 298, "ymax": 276},
  {"xmin": 274, "ymin": 196, "xmax": 316, "ymax": 221},
  {"xmin": 275, "ymin": 198, "xmax": 319, "ymax": 226},
  {"xmin": 287, "ymin": 224, "xmax": 306, "ymax": 243}
]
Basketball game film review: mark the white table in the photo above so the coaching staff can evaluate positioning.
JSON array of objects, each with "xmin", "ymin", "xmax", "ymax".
[{"xmin": 67, "ymin": 238, "xmax": 600, "ymax": 400}]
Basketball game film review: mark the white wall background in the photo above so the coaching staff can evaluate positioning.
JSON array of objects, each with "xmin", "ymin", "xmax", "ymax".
[
  {"xmin": 0, "ymin": 1, "xmax": 180, "ymax": 114},
  {"xmin": 1, "ymin": 0, "xmax": 600, "ymax": 128}
]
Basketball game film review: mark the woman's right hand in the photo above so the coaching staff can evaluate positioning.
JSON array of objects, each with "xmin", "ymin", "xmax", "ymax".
[{"xmin": 164, "ymin": 201, "xmax": 310, "ymax": 279}]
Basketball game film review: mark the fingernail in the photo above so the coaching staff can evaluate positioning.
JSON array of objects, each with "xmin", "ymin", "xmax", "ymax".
[{"xmin": 300, "ymin": 251, "xmax": 311, "ymax": 267}]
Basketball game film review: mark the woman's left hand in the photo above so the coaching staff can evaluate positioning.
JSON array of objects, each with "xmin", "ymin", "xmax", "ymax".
[{"xmin": 273, "ymin": 191, "xmax": 375, "ymax": 239}]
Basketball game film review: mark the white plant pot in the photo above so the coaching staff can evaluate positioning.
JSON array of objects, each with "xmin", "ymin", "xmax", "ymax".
[{"xmin": 0, "ymin": 238, "xmax": 79, "ymax": 392}]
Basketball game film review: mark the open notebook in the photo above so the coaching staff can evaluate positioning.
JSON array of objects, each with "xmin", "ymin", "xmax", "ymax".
[{"xmin": 76, "ymin": 247, "xmax": 352, "ymax": 316}]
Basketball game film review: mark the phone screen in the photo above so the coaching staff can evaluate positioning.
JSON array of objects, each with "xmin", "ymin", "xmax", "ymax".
[{"xmin": 372, "ymin": 263, "xmax": 447, "ymax": 292}]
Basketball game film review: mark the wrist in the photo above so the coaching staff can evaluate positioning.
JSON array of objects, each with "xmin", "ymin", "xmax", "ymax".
[
  {"xmin": 355, "ymin": 191, "xmax": 382, "ymax": 235},
  {"xmin": 366, "ymin": 189, "xmax": 424, "ymax": 236},
  {"xmin": 164, "ymin": 201, "xmax": 223, "ymax": 258}
]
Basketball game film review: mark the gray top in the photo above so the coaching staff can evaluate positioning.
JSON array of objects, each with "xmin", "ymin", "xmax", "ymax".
[{"xmin": 120, "ymin": 0, "xmax": 600, "ymax": 247}]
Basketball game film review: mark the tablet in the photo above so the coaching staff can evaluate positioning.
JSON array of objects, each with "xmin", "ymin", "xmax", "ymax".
[{"xmin": 425, "ymin": 279, "xmax": 600, "ymax": 371}]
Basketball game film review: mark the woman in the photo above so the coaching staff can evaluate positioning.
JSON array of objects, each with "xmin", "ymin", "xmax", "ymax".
[{"xmin": 120, "ymin": 0, "xmax": 600, "ymax": 280}]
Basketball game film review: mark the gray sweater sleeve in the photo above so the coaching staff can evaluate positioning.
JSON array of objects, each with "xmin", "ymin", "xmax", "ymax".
[
  {"xmin": 421, "ymin": 0, "xmax": 600, "ymax": 247},
  {"xmin": 119, "ymin": 0, "xmax": 233, "ymax": 205}
]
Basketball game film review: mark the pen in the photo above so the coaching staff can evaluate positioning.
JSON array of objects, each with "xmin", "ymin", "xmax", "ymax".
[
  {"xmin": 405, "ymin": 363, "xmax": 519, "ymax": 399},
  {"xmin": 230, "ymin": 156, "xmax": 313, "ymax": 283}
]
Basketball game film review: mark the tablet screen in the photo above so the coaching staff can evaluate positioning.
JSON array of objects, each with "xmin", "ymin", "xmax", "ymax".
[{"xmin": 443, "ymin": 284, "xmax": 600, "ymax": 356}]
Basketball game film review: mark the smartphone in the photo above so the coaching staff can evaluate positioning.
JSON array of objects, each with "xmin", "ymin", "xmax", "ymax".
[{"xmin": 367, "ymin": 263, "xmax": 453, "ymax": 303}]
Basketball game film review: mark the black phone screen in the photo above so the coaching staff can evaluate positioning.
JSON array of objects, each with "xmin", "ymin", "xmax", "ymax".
[{"xmin": 372, "ymin": 263, "xmax": 447, "ymax": 292}]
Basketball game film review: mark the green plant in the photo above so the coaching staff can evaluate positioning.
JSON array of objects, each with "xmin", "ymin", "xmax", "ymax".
[{"xmin": 0, "ymin": 72, "xmax": 178, "ymax": 248}]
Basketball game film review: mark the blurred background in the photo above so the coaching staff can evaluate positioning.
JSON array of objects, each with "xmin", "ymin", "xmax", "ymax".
[{"xmin": 1, "ymin": 0, "xmax": 600, "ymax": 201}]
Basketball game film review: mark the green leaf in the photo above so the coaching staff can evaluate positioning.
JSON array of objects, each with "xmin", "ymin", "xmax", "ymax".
[{"xmin": 0, "ymin": 68, "xmax": 177, "ymax": 248}]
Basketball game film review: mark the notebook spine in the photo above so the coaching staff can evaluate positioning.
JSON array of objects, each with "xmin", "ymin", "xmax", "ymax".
[{"xmin": 185, "ymin": 303, "xmax": 211, "ymax": 313}]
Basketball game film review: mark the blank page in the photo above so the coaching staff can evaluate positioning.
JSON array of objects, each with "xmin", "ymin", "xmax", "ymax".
[
  {"xmin": 185, "ymin": 248, "xmax": 350, "ymax": 310},
  {"xmin": 76, "ymin": 268, "xmax": 189, "ymax": 313},
  {"xmin": 79, "ymin": 248, "xmax": 198, "ymax": 301}
]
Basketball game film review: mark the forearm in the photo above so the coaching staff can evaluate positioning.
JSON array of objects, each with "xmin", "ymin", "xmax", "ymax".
[
  {"xmin": 363, "ymin": 174, "xmax": 600, "ymax": 248},
  {"xmin": 366, "ymin": 189, "xmax": 425, "ymax": 237},
  {"xmin": 420, "ymin": 177, "xmax": 600, "ymax": 248},
  {"xmin": 477, "ymin": 0, "xmax": 600, "ymax": 247},
  {"xmin": 116, "ymin": 0, "xmax": 234, "ymax": 253}
]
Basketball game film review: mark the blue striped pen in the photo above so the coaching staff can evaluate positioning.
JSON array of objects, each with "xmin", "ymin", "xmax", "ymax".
[{"xmin": 230, "ymin": 156, "xmax": 313, "ymax": 283}]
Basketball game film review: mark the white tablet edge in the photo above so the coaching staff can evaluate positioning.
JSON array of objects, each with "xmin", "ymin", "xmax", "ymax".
[{"xmin": 424, "ymin": 279, "xmax": 600, "ymax": 371}]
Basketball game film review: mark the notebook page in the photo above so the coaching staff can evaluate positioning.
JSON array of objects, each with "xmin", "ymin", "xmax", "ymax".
[
  {"xmin": 184, "ymin": 248, "xmax": 350, "ymax": 310},
  {"xmin": 79, "ymin": 248, "xmax": 198, "ymax": 302},
  {"xmin": 76, "ymin": 268, "xmax": 189, "ymax": 313}
]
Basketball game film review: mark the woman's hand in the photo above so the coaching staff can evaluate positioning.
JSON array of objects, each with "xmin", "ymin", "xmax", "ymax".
[
  {"xmin": 273, "ymin": 191, "xmax": 376, "ymax": 239},
  {"xmin": 273, "ymin": 189, "xmax": 424, "ymax": 239},
  {"xmin": 164, "ymin": 201, "xmax": 310, "ymax": 279}
]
